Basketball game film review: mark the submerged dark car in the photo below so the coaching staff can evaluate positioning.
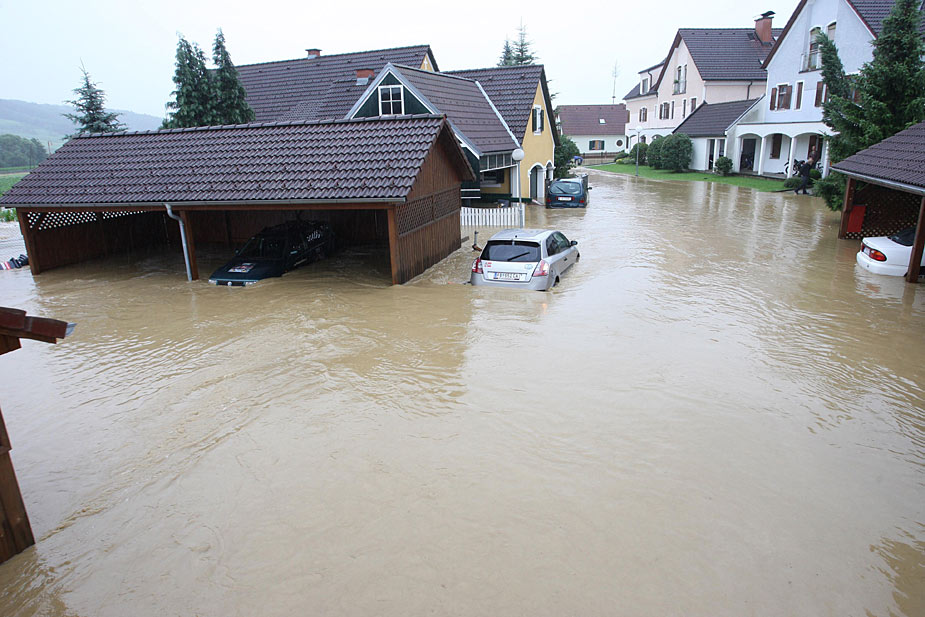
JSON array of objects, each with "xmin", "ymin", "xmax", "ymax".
[
  {"xmin": 546, "ymin": 174, "xmax": 591, "ymax": 208},
  {"xmin": 209, "ymin": 220, "xmax": 335, "ymax": 286}
]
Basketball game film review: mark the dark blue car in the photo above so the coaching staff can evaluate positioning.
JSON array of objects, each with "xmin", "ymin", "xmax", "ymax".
[{"xmin": 209, "ymin": 220, "xmax": 335, "ymax": 286}]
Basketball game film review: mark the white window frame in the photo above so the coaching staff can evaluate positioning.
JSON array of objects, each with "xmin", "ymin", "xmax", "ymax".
[
  {"xmin": 533, "ymin": 106, "xmax": 544, "ymax": 134},
  {"xmin": 378, "ymin": 85, "xmax": 404, "ymax": 116}
]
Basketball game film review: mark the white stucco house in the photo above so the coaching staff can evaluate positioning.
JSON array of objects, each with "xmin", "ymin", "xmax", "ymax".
[
  {"xmin": 624, "ymin": 12, "xmax": 781, "ymax": 151},
  {"xmin": 557, "ymin": 104, "xmax": 628, "ymax": 161},
  {"xmin": 726, "ymin": 0, "xmax": 924, "ymax": 177}
]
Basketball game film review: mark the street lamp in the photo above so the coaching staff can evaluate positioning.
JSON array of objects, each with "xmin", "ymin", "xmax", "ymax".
[{"xmin": 634, "ymin": 126, "xmax": 642, "ymax": 176}]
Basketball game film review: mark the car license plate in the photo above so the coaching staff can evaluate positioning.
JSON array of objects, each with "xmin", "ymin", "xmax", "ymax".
[
  {"xmin": 493, "ymin": 272, "xmax": 522, "ymax": 281},
  {"xmin": 558, "ymin": 197, "xmax": 572, "ymax": 201}
]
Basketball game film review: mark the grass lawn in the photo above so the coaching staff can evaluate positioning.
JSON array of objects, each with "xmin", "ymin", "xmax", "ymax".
[
  {"xmin": 0, "ymin": 173, "xmax": 27, "ymax": 197},
  {"xmin": 591, "ymin": 163, "xmax": 788, "ymax": 192}
]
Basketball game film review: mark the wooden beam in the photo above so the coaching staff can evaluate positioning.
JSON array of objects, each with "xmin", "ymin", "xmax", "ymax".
[
  {"xmin": 0, "ymin": 406, "xmax": 34, "ymax": 563},
  {"xmin": 17, "ymin": 211, "xmax": 41, "ymax": 275},
  {"xmin": 906, "ymin": 196, "xmax": 925, "ymax": 284},
  {"xmin": 387, "ymin": 206, "xmax": 400, "ymax": 285},
  {"xmin": 179, "ymin": 210, "xmax": 199, "ymax": 281},
  {"xmin": 838, "ymin": 177, "xmax": 856, "ymax": 239}
]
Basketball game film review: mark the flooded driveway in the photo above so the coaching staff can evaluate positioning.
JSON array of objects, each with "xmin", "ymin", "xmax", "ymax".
[{"xmin": 1, "ymin": 170, "xmax": 923, "ymax": 616}]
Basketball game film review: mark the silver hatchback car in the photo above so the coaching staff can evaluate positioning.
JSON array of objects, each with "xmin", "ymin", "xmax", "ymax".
[{"xmin": 470, "ymin": 228, "xmax": 580, "ymax": 290}]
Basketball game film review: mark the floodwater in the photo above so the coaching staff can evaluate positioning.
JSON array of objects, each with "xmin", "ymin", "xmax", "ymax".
[{"xmin": 0, "ymin": 170, "xmax": 923, "ymax": 616}]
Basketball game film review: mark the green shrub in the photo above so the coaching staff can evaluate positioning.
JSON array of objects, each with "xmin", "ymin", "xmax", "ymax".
[
  {"xmin": 647, "ymin": 138, "xmax": 665, "ymax": 169},
  {"xmin": 627, "ymin": 142, "xmax": 647, "ymax": 166},
  {"xmin": 660, "ymin": 133, "xmax": 693, "ymax": 171},
  {"xmin": 809, "ymin": 168, "xmax": 822, "ymax": 180},
  {"xmin": 0, "ymin": 208, "xmax": 16, "ymax": 222},
  {"xmin": 714, "ymin": 156, "xmax": 733, "ymax": 175},
  {"xmin": 783, "ymin": 177, "xmax": 802, "ymax": 189},
  {"xmin": 613, "ymin": 151, "xmax": 629, "ymax": 161}
]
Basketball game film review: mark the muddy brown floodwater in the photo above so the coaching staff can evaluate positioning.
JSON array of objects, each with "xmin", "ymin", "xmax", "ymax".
[{"xmin": 0, "ymin": 170, "xmax": 923, "ymax": 616}]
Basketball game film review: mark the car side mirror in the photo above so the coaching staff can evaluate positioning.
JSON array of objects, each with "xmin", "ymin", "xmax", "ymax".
[
  {"xmin": 570, "ymin": 240, "xmax": 578, "ymax": 246},
  {"xmin": 587, "ymin": 186, "xmax": 593, "ymax": 190}
]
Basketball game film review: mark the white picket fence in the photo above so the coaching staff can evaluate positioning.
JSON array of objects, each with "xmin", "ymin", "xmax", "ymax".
[{"xmin": 460, "ymin": 202, "xmax": 525, "ymax": 228}]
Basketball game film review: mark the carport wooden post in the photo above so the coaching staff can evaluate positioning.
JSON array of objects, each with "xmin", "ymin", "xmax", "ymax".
[
  {"xmin": 16, "ymin": 211, "xmax": 41, "ymax": 275},
  {"xmin": 387, "ymin": 206, "xmax": 400, "ymax": 285},
  {"xmin": 907, "ymin": 196, "xmax": 925, "ymax": 284},
  {"xmin": 179, "ymin": 210, "xmax": 200, "ymax": 281},
  {"xmin": 838, "ymin": 177, "xmax": 857, "ymax": 239}
]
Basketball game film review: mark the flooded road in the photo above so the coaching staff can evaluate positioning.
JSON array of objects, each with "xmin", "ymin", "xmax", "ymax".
[{"xmin": 1, "ymin": 170, "xmax": 923, "ymax": 616}]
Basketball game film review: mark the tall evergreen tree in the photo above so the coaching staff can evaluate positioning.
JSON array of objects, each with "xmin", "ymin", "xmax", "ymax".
[
  {"xmin": 498, "ymin": 39, "xmax": 514, "ymax": 66},
  {"xmin": 512, "ymin": 24, "xmax": 537, "ymax": 65},
  {"xmin": 163, "ymin": 36, "xmax": 215, "ymax": 129},
  {"xmin": 64, "ymin": 66, "xmax": 125, "ymax": 138},
  {"xmin": 815, "ymin": 0, "xmax": 925, "ymax": 209},
  {"xmin": 212, "ymin": 29, "xmax": 254, "ymax": 125}
]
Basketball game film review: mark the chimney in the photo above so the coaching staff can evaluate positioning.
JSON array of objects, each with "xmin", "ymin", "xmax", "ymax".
[
  {"xmin": 755, "ymin": 11, "xmax": 775, "ymax": 44},
  {"xmin": 306, "ymin": 48, "xmax": 321, "ymax": 59},
  {"xmin": 356, "ymin": 68, "xmax": 374, "ymax": 86}
]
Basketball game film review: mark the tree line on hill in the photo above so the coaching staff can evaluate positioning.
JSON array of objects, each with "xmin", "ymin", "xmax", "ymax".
[
  {"xmin": 65, "ymin": 29, "xmax": 254, "ymax": 138},
  {"xmin": 0, "ymin": 134, "xmax": 48, "ymax": 169}
]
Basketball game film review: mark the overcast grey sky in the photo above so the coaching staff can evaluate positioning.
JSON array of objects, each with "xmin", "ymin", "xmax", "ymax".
[{"xmin": 2, "ymin": 0, "xmax": 800, "ymax": 119}]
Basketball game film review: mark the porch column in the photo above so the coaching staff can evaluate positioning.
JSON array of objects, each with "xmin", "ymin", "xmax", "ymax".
[
  {"xmin": 756, "ymin": 135, "xmax": 768, "ymax": 176},
  {"xmin": 785, "ymin": 136, "xmax": 795, "ymax": 179},
  {"xmin": 712, "ymin": 139, "xmax": 720, "ymax": 171},
  {"xmin": 732, "ymin": 137, "xmax": 742, "ymax": 173},
  {"xmin": 907, "ymin": 196, "xmax": 925, "ymax": 284},
  {"xmin": 821, "ymin": 141, "xmax": 831, "ymax": 178}
]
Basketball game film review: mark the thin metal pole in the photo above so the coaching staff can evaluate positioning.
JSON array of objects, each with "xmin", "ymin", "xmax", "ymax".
[{"xmin": 635, "ymin": 132, "xmax": 640, "ymax": 177}]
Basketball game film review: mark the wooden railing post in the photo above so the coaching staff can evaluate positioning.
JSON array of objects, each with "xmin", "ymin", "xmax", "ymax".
[{"xmin": 906, "ymin": 196, "xmax": 925, "ymax": 284}]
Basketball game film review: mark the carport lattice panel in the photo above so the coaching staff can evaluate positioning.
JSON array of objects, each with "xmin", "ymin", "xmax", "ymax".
[{"xmin": 848, "ymin": 185, "xmax": 922, "ymax": 240}]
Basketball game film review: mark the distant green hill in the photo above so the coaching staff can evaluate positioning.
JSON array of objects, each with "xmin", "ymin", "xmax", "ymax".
[{"xmin": 0, "ymin": 99, "xmax": 162, "ymax": 151}]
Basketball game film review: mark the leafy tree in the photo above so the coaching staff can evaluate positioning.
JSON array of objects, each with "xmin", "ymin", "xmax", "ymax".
[
  {"xmin": 646, "ymin": 137, "xmax": 664, "ymax": 169},
  {"xmin": 628, "ymin": 142, "xmax": 647, "ymax": 166},
  {"xmin": 554, "ymin": 135, "xmax": 580, "ymax": 177},
  {"xmin": 64, "ymin": 66, "xmax": 126, "ymax": 138},
  {"xmin": 163, "ymin": 36, "xmax": 215, "ymax": 129},
  {"xmin": 498, "ymin": 39, "xmax": 514, "ymax": 67},
  {"xmin": 512, "ymin": 24, "xmax": 538, "ymax": 65},
  {"xmin": 816, "ymin": 0, "xmax": 925, "ymax": 209},
  {"xmin": 660, "ymin": 133, "xmax": 693, "ymax": 171},
  {"xmin": 0, "ymin": 135, "xmax": 48, "ymax": 168},
  {"xmin": 212, "ymin": 29, "xmax": 254, "ymax": 125}
]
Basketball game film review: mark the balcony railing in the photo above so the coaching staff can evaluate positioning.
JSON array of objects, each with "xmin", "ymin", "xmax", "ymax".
[
  {"xmin": 801, "ymin": 50, "xmax": 821, "ymax": 72},
  {"xmin": 672, "ymin": 80, "xmax": 687, "ymax": 95}
]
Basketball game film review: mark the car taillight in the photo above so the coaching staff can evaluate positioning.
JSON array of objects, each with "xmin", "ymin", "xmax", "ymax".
[
  {"xmin": 472, "ymin": 258, "xmax": 483, "ymax": 273},
  {"xmin": 864, "ymin": 244, "xmax": 887, "ymax": 261},
  {"xmin": 533, "ymin": 260, "xmax": 549, "ymax": 277}
]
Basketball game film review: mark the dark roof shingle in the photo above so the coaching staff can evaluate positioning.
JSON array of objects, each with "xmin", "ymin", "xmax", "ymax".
[
  {"xmin": 672, "ymin": 99, "xmax": 759, "ymax": 137},
  {"xmin": 237, "ymin": 45, "xmax": 435, "ymax": 122},
  {"xmin": 831, "ymin": 120, "xmax": 925, "ymax": 193},
  {"xmin": 444, "ymin": 65, "xmax": 547, "ymax": 140},
  {"xmin": 0, "ymin": 116, "xmax": 471, "ymax": 207},
  {"xmin": 674, "ymin": 28, "xmax": 783, "ymax": 82},
  {"xmin": 393, "ymin": 66, "xmax": 519, "ymax": 154},
  {"xmin": 558, "ymin": 104, "xmax": 627, "ymax": 136}
]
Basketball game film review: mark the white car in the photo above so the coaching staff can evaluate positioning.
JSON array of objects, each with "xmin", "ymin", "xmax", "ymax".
[
  {"xmin": 470, "ymin": 228, "xmax": 579, "ymax": 291},
  {"xmin": 857, "ymin": 227, "xmax": 924, "ymax": 277}
]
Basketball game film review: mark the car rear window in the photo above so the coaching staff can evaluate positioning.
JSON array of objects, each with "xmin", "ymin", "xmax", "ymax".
[
  {"xmin": 481, "ymin": 240, "xmax": 541, "ymax": 262},
  {"xmin": 239, "ymin": 235, "xmax": 286, "ymax": 258},
  {"xmin": 889, "ymin": 227, "xmax": 915, "ymax": 247},
  {"xmin": 548, "ymin": 181, "xmax": 582, "ymax": 195}
]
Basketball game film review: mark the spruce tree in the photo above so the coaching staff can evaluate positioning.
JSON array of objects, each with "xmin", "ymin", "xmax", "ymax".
[
  {"xmin": 64, "ymin": 66, "xmax": 126, "ymax": 138},
  {"xmin": 212, "ymin": 29, "xmax": 254, "ymax": 125},
  {"xmin": 163, "ymin": 36, "xmax": 215, "ymax": 129},
  {"xmin": 498, "ymin": 39, "xmax": 514, "ymax": 66},
  {"xmin": 512, "ymin": 24, "xmax": 537, "ymax": 65}
]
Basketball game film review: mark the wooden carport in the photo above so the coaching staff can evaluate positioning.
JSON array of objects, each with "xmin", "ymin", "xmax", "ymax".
[
  {"xmin": 833, "ymin": 121, "xmax": 925, "ymax": 284},
  {"xmin": 1, "ymin": 115, "xmax": 474, "ymax": 285}
]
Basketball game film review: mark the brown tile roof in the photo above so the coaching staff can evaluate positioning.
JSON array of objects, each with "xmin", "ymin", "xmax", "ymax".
[
  {"xmin": 444, "ymin": 65, "xmax": 558, "ymax": 145},
  {"xmin": 558, "ymin": 104, "xmax": 627, "ymax": 136},
  {"xmin": 671, "ymin": 99, "xmax": 759, "ymax": 137},
  {"xmin": 391, "ymin": 65, "xmax": 519, "ymax": 154},
  {"xmin": 831, "ymin": 120, "xmax": 925, "ymax": 195},
  {"xmin": 0, "ymin": 116, "xmax": 474, "ymax": 208},
  {"xmin": 236, "ymin": 45, "xmax": 436, "ymax": 122}
]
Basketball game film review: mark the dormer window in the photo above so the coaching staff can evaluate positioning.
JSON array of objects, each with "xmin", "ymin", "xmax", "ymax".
[
  {"xmin": 805, "ymin": 27, "xmax": 822, "ymax": 70},
  {"xmin": 599, "ymin": 118, "xmax": 606, "ymax": 124},
  {"xmin": 641, "ymin": 77, "xmax": 649, "ymax": 93},
  {"xmin": 379, "ymin": 85, "xmax": 404, "ymax": 115}
]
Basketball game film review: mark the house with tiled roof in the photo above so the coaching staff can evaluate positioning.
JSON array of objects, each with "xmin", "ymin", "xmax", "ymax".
[
  {"xmin": 236, "ymin": 45, "xmax": 439, "ymax": 122},
  {"xmin": 557, "ymin": 104, "xmax": 628, "ymax": 161},
  {"xmin": 727, "ymin": 0, "xmax": 925, "ymax": 177},
  {"xmin": 447, "ymin": 65, "xmax": 558, "ymax": 203},
  {"xmin": 623, "ymin": 61, "xmax": 664, "ymax": 148},
  {"xmin": 624, "ymin": 13, "xmax": 780, "ymax": 150},
  {"xmin": 345, "ymin": 64, "xmax": 521, "ymax": 202},
  {"xmin": 671, "ymin": 99, "xmax": 760, "ymax": 170}
]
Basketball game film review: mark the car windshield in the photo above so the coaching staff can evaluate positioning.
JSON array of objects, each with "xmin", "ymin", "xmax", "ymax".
[
  {"xmin": 238, "ymin": 235, "xmax": 286, "ymax": 259},
  {"xmin": 548, "ymin": 181, "xmax": 582, "ymax": 195},
  {"xmin": 889, "ymin": 227, "xmax": 916, "ymax": 247},
  {"xmin": 481, "ymin": 240, "xmax": 541, "ymax": 262}
]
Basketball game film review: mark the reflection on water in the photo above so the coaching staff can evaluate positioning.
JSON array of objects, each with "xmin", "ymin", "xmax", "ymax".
[{"xmin": 0, "ymin": 172, "xmax": 923, "ymax": 616}]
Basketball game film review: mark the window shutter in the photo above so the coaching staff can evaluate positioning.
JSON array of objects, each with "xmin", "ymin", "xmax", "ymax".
[
  {"xmin": 783, "ymin": 85, "xmax": 792, "ymax": 109},
  {"xmin": 531, "ymin": 108, "xmax": 536, "ymax": 132},
  {"xmin": 795, "ymin": 82, "xmax": 803, "ymax": 109},
  {"xmin": 540, "ymin": 109, "xmax": 544, "ymax": 132},
  {"xmin": 770, "ymin": 87, "xmax": 777, "ymax": 110}
]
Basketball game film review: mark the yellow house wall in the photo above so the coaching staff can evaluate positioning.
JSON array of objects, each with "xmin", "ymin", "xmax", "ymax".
[
  {"xmin": 420, "ymin": 56, "xmax": 434, "ymax": 72},
  {"xmin": 517, "ymin": 82, "xmax": 555, "ymax": 199}
]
